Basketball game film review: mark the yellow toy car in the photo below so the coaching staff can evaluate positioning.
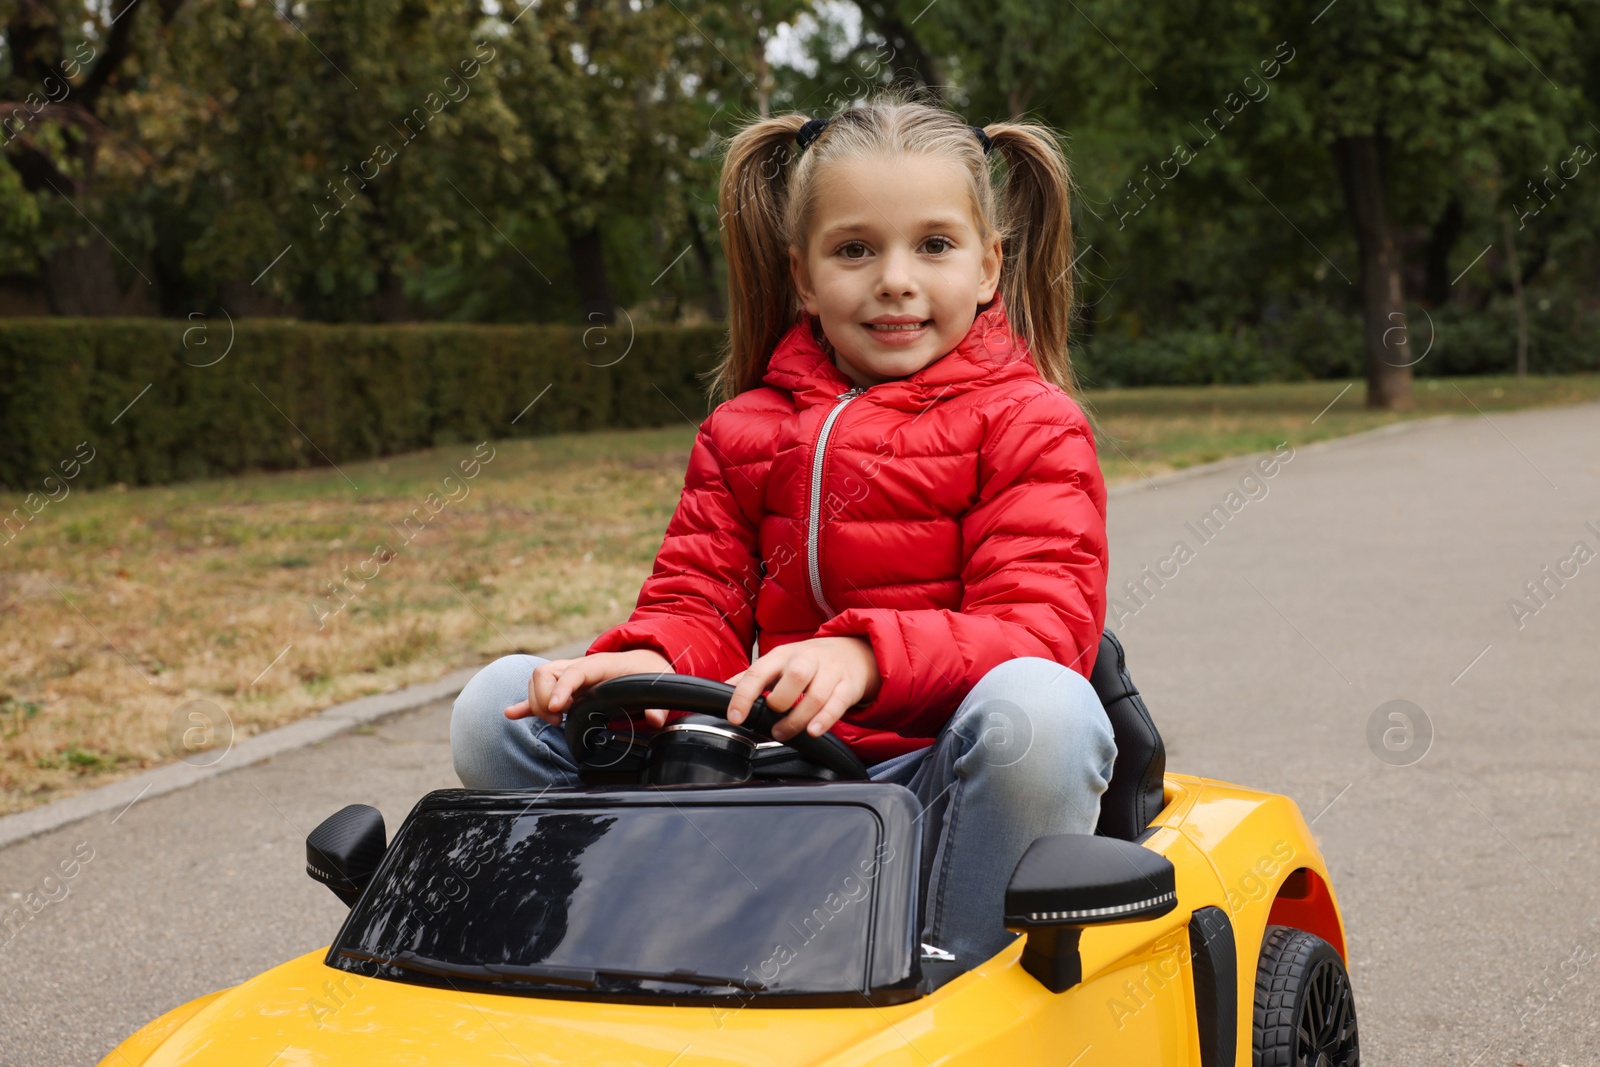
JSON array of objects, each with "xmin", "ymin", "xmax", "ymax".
[{"xmin": 102, "ymin": 632, "xmax": 1358, "ymax": 1066}]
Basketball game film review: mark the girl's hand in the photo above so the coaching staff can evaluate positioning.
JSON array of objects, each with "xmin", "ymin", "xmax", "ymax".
[
  {"xmin": 506, "ymin": 649, "xmax": 675, "ymax": 727},
  {"xmin": 725, "ymin": 637, "xmax": 881, "ymax": 743}
]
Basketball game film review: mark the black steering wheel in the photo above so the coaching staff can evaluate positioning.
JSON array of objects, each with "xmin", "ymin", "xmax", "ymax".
[{"xmin": 564, "ymin": 674, "xmax": 868, "ymax": 784}]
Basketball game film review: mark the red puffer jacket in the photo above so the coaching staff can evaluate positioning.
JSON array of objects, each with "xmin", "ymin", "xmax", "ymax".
[{"xmin": 588, "ymin": 294, "xmax": 1108, "ymax": 764}]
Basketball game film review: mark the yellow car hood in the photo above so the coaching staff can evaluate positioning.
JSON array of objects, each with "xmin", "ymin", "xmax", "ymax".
[{"xmin": 131, "ymin": 949, "xmax": 922, "ymax": 1067}]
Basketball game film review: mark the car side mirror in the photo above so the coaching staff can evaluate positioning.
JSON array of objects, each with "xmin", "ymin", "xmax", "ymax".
[
  {"xmin": 1004, "ymin": 833, "xmax": 1177, "ymax": 993},
  {"xmin": 306, "ymin": 804, "xmax": 387, "ymax": 907}
]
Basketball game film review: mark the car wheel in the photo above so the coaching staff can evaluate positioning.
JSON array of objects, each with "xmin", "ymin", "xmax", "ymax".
[{"xmin": 1252, "ymin": 924, "xmax": 1359, "ymax": 1067}]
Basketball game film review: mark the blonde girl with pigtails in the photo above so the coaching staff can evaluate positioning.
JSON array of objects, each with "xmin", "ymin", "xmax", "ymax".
[{"xmin": 453, "ymin": 90, "xmax": 1116, "ymax": 966}]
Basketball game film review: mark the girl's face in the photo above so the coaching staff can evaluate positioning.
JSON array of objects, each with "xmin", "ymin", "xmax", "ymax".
[{"xmin": 789, "ymin": 153, "xmax": 1003, "ymax": 389}]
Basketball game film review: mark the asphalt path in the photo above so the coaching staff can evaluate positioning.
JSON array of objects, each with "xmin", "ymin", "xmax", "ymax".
[{"xmin": 1, "ymin": 400, "xmax": 1596, "ymax": 1066}]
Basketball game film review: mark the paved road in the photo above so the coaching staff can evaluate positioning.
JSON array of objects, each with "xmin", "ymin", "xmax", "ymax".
[{"xmin": 2, "ymin": 402, "xmax": 1597, "ymax": 1066}]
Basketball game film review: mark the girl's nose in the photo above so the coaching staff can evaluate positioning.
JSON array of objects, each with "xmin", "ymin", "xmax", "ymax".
[{"xmin": 876, "ymin": 246, "xmax": 918, "ymax": 298}]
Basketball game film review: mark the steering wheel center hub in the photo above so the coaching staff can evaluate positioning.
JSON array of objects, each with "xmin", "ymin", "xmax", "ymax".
[
  {"xmin": 564, "ymin": 674, "xmax": 869, "ymax": 785},
  {"xmin": 645, "ymin": 715, "xmax": 760, "ymax": 785}
]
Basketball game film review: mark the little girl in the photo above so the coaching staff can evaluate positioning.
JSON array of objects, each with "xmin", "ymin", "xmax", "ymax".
[{"xmin": 452, "ymin": 93, "xmax": 1116, "ymax": 969}]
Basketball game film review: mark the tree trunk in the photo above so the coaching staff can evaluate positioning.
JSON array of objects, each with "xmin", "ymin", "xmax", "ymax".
[
  {"xmin": 1333, "ymin": 133, "xmax": 1412, "ymax": 410},
  {"xmin": 42, "ymin": 237, "xmax": 125, "ymax": 316},
  {"xmin": 686, "ymin": 208, "xmax": 724, "ymax": 321},
  {"xmin": 566, "ymin": 223, "xmax": 615, "ymax": 325},
  {"xmin": 755, "ymin": 36, "xmax": 771, "ymax": 118},
  {"xmin": 1501, "ymin": 214, "xmax": 1528, "ymax": 379},
  {"xmin": 0, "ymin": 274, "xmax": 51, "ymax": 316},
  {"xmin": 1007, "ymin": 83, "xmax": 1033, "ymax": 121},
  {"xmin": 1423, "ymin": 197, "xmax": 1463, "ymax": 306},
  {"xmin": 858, "ymin": 1, "xmax": 944, "ymax": 103},
  {"xmin": 370, "ymin": 268, "xmax": 412, "ymax": 322}
]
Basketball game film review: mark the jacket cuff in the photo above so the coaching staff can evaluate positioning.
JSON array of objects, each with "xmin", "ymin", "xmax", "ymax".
[
  {"xmin": 813, "ymin": 609, "xmax": 923, "ymax": 731},
  {"xmin": 587, "ymin": 619, "xmax": 744, "ymax": 682},
  {"xmin": 587, "ymin": 625, "xmax": 672, "ymax": 665}
]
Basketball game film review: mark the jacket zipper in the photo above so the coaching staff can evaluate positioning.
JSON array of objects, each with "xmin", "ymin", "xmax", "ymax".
[{"xmin": 807, "ymin": 386, "xmax": 866, "ymax": 618}]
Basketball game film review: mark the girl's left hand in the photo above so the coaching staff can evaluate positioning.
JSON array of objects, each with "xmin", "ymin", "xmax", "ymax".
[{"xmin": 725, "ymin": 637, "xmax": 882, "ymax": 743}]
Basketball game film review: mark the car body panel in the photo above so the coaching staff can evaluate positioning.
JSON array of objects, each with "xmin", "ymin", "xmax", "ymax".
[
  {"xmin": 1143, "ymin": 774, "xmax": 1348, "ymax": 1066},
  {"xmin": 102, "ymin": 989, "xmax": 230, "ymax": 1066},
  {"xmin": 101, "ymin": 774, "xmax": 1347, "ymax": 1067},
  {"xmin": 112, "ymin": 943, "xmax": 1202, "ymax": 1067}
]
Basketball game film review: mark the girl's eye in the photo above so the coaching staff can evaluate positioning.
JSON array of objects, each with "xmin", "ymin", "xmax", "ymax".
[
  {"xmin": 838, "ymin": 241, "xmax": 870, "ymax": 259},
  {"xmin": 923, "ymin": 236, "xmax": 954, "ymax": 255}
]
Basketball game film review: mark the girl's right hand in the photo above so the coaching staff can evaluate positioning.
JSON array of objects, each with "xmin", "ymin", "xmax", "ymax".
[{"xmin": 505, "ymin": 649, "xmax": 675, "ymax": 727}]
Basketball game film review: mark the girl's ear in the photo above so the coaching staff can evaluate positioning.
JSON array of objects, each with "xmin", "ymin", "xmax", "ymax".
[
  {"xmin": 789, "ymin": 243, "xmax": 819, "ymax": 314},
  {"xmin": 978, "ymin": 233, "xmax": 1003, "ymax": 303}
]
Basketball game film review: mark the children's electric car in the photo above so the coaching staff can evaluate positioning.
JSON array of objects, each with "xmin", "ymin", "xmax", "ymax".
[{"xmin": 101, "ymin": 632, "xmax": 1358, "ymax": 1066}]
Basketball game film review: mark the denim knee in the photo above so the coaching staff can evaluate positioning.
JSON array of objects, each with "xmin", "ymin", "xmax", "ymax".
[
  {"xmin": 951, "ymin": 657, "xmax": 1117, "ymax": 793},
  {"xmin": 450, "ymin": 653, "xmax": 551, "ymax": 788}
]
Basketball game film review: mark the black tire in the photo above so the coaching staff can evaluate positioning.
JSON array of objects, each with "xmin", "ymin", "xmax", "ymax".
[{"xmin": 1252, "ymin": 925, "xmax": 1360, "ymax": 1067}]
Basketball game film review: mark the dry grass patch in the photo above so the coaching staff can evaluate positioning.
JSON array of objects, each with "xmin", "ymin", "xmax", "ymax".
[{"xmin": 0, "ymin": 430, "xmax": 694, "ymax": 814}]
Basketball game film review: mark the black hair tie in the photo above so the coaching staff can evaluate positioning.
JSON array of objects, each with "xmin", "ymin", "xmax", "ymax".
[
  {"xmin": 792, "ymin": 116, "xmax": 995, "ymax": 156},
  {"xmin": 795, "ymin": 117, "xmax": 830, "ymax": 151}
]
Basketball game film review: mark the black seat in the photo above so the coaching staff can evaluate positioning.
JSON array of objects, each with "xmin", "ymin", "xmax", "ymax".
[{"xmin": 1088, "ymin": 630, "xmax": 1167, "ymax": 841}]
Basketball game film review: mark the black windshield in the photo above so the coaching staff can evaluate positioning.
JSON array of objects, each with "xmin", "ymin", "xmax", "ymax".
[{"xmin": 328, "ymin": 790, "xmax": 919, "ymax": 1004}]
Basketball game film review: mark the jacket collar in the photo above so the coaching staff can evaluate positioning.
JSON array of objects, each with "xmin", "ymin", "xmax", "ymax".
[{"xmin": 760, "ymin": 293, "xmax": 1041, "ymax": 411}]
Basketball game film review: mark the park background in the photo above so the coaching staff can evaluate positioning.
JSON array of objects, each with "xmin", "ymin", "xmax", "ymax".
[{"xmin": 3, "ymin": 0, "xmax": 1599, "ymax": 812}]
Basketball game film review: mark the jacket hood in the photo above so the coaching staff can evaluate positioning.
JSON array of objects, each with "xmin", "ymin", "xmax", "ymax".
[{"xmin": 760, "ymin": 293, "xmax": 1042, "ymax": 411}]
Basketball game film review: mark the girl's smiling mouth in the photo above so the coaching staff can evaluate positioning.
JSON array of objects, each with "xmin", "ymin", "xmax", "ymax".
[{"xmin": 864, "ymin": 316, "xmax": 932, "ymax": 341}]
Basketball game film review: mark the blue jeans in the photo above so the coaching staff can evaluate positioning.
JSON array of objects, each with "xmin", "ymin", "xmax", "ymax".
[{"xmin": 450, "ymin": 655, "xmax": 1117, "ymax": 967}]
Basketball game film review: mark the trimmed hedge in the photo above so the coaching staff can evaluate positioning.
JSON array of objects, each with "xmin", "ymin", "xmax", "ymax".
[
  {"xmin": 0, "ymin": 318, "xmax": 723, "ymax": 490},
  {"xmin": 1075, "ymin": 301, "xmax": 1600, "ymax": 388},
  {"xmin": 1076, "ymin": 327, "xmax": 1302, "ymax": 388}
]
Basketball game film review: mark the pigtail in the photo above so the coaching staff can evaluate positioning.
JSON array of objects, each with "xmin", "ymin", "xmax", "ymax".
[
  {"xmin": 707, "ymin": 114, "xmax": 810, "ymax": 405},
  {"xmin": 984, "ymin": 123, "xmax": 1080, "ymax": 395}
]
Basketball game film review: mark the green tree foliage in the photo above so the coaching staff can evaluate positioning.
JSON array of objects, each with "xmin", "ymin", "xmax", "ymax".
[
  {"xmin": 1, "ymin": 0, "xmax": 189, "ymax": 314},
  {"xmin": 2, "ymin": 0, "xmax": 774, "ymax": 323},
  {"xmin": 1230, "ymin": 0, "xmax": 1587, "ymax": 407},
  {"xmin": 847, "ymin": 0, "xmax": 1599, "ymax": 404},
  {"xmin": 2, "ymin": 0, "xmax": 1597, "ymax": 406},
  {"xmin": 935, "ymin": 0, "xmax": 1594, "ymax": 407}
]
